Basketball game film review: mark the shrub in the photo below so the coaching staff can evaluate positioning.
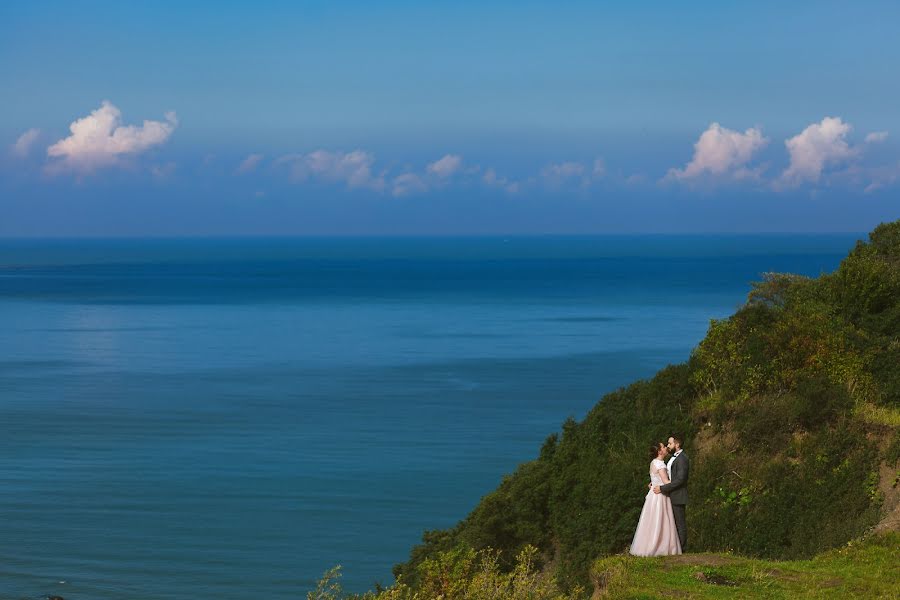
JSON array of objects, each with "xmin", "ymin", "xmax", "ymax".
[{"xmin": 316, "ymin": 546, "xmax": 582, "ymax": 600}]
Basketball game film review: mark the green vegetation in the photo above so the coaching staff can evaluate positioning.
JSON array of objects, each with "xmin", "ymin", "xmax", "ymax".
[
  {"xmin": 310, "ymin": 533, "xmax": 900, "ymax": 599},
  {"xmin": 391, "ymin": 220, "xmax": 900, "ymax": 593},
  {"xmin": 592, "ymin": 532, "xmax": 900, "ymax": 599},
  {"xmin": 308, "ymin": 545, "xmax": 583, "ymax": 600},
  {"xmin": 310, "ymin": 220, "xmax": 900, "ymax": 598}
]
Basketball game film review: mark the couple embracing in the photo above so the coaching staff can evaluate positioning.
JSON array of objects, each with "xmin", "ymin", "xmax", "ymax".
[{"xmin": 629, "ymin": 434, "xmax": 689, "ymax": 557}]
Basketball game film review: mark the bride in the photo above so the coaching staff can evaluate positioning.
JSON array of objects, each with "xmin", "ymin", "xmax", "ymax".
[{"xmin": 630, "ymin": 442, "xmax": 682, "ymax": 556}]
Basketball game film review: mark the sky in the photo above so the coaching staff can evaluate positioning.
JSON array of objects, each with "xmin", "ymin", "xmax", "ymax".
[{"xmin": 1, "ymin": 0, "xmax": 899, "ymax": 236}]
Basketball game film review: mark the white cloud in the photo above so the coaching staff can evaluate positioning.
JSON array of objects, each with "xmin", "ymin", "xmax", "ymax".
[
  {"xmin": 482, "ymin": 169, "xmax": 500, "ymax": 185},
  {"xmin": 387, "ymin": 154, "xmax": 466, "ymax": 196},
  {"xmin": 540, "ymin": 161, "xmax": 587, "ymax": 190},
  {"xmin": 865, "ymin": 131, "xmax": 889, "ymax": 144},
  {"xmin": 46, "ymin": 100, "xmax": 177, "ymax": 174},
  {"xmin": 12, "ymin": 128, "xmax": 41, "ymax": 157},
  {"xmin": 539, "ymin": 157, "xmax": 606, "ymax": 189},
  {"xmin": 236, "ymin": 153, "xmax": 264, "ymax": 174},
  {"xmin": 859, "ymin": 161, "xmax": 900, "ymax": 194},
  {"xmin": 426, "ymin": 154, "xmax": 463, "ymax": 178},
  {"xmin": 483, "ymin": 168, "xmax": 520, "ymax": 194},
  {"xmin": 276, "ymin": 150, "xmax": 384, "ymax": 191},
  {"xmin": 780, "ymin": 117, "xmax": 857, "ymax": 186},
  {"xmin": 668, "ymin": 123, "xmax": 768, "ymax": 181},
  {"xmin": 542, "ymin": 161, "xmax": 585, "ymax": 179},
  {"xmin": 392, "ymin": 173, "xmax": 428, "ymax": 197}
]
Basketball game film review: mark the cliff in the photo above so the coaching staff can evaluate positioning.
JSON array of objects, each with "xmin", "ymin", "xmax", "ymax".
[{"xmin": 391, "ymin": 220, "xmax": 900, "ymax": 592}]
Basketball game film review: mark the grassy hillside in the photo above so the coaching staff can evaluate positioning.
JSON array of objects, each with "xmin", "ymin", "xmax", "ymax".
[
  {"xmin": 310, "ymin": 533, "xmax": 899, "ymax": 599},
  {"xmin": 392, "ymin": 220, "xmax": 900, "ymax": 592},
  {"xmin": 592, "ymin": 532, "xmax": 900, "ymax": 599}
]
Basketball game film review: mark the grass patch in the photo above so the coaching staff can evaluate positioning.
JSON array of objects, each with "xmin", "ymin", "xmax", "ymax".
[
  {"xmin": 854, "ymin": 402, "xmax": 900, "ymax": 428},
  {"xmin": 592, "ymin": 532, "xmax": 899, "ymax": 599}
]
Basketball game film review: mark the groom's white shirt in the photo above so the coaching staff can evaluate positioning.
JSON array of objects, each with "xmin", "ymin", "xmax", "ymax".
[{"xmin": 666, "ymin": 449, "xmax": 682, "ymax": 474}]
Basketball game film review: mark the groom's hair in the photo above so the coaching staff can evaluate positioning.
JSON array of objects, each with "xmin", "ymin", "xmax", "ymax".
[{"xmin": 670, "ymin": 434, "xmax": 684, "ymax": 447}]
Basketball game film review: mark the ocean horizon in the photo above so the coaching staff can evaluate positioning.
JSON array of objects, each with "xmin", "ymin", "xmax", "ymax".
[{"xmin": 0, "ymin": 234, "xmax": 861, "ymax": 598}]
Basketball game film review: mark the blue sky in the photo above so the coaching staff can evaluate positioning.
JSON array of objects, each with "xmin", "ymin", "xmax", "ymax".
[{"xmin": 1, "ymin": 0, "xmax": 898, "ymax": 235}]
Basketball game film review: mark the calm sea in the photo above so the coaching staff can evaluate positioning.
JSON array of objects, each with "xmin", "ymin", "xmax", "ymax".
[{"xmin": 0, "ymin": 235, "xmax": 858, "ymax": 599}]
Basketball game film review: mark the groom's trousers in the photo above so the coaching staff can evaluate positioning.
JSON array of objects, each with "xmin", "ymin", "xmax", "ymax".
[{"xmin": 672, "ymin": 504, "xmax": 687, "ymax": 551}]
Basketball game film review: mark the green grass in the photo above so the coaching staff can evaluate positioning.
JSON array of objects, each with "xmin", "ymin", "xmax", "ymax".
[{"xmin": 592, "ymin": 532, "xmax": 900, "ymax": 599}]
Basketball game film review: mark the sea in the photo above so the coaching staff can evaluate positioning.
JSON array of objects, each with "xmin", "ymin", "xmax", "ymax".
[{"xmin": 0, "ymin": 234, "xmax": 860, "ymax": 599}]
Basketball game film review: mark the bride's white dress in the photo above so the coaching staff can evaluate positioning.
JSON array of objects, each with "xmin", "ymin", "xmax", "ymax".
[{"xmin": 629, "ymin": 458, "xmax": 682, "ymax": 556}]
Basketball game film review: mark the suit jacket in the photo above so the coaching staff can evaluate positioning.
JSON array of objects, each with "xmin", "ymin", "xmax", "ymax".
[{"xmin": 660, "ymin": 450, "xmax": 689, "ymax": 505}]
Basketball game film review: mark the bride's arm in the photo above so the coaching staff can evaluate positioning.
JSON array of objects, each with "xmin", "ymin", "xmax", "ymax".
[{"xmin": 658, "ymin": 466, "xmax": 671, "ymax": 485}]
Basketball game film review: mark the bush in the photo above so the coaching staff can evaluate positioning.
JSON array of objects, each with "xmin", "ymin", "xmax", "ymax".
[{"xmin": 316, "ymin": 546, "xmax": 582, "ymax": 600}]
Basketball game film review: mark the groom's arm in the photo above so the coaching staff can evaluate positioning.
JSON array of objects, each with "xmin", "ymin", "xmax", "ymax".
[{"xmin": 659, "ymin": 454, "xmax": 689, "ymax": 494}]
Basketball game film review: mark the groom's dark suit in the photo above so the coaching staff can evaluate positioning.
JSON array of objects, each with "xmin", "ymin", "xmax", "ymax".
[{"xmin": 659, "ymin": 450, "xmax": 689, "ymax": 551}]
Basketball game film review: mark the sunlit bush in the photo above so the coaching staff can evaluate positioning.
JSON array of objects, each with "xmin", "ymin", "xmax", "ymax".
[{"xmin": 310, "ymin": 545, "xmax": 582, "ymax": 600}]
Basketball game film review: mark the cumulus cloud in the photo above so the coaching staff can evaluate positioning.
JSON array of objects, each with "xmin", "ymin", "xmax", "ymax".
[
  {"xmin": 46, "ymin": 101, "xmax": 177, "ymax": 174},
  {"xmin": 542, "ymin": 161, "xmax": 585, "ymax": 179},
  {"xmin": 386, "ymin": 154, "xmax": 466, "ymax": 196},
  {"xmin": 483, "ymin": 168, "xmax": 520, "ymax": 194},
  {"xmin": 668, "ymin": 123, "xmax": 768, "ymax": 181},
  {"xmin": 779, "ymin": 117, "xmax": 858, "ymax": 186},
  {"xmin": 865, "ymin": 131, "xmax": 889, "ymax": 144},
  {"xmin": 392, "ymin": 173, "xmax": 428, "ymax": 197},
  {"xmin": 539, "ymin": 157, "xmax": 606, "ymax": 189},
  {"xmin": 540, "ymin": 161, "xmax": 587, "ymax": 190},
  {"xmin": 426, "ymin": 154, "xmax": 463, "ymax": 178},
  {"xmin": 236, "ymin": 153, "xmax": 264, "ymax": 174},
  {"xmin": 821, "ymin": 158, "xmax": 900, "ymax": 195},
  {"xmin": 276, "ymin": 150, "xmax": 384, "ymax": 191},
  {"xmin": 12, "ymin": 128, "xmax": 41, "ymax": 157},
  {"xmin": 865, "ymin": 168, "xmax": 900, "ymax": 194}
]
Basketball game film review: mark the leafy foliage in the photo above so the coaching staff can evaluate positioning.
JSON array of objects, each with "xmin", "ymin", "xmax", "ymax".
[{"xmin": 310, "ymin": 546, "xmax": 582, "ymax": 600}]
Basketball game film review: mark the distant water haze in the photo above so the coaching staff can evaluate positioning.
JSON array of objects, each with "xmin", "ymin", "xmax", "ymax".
[{"xmin": 0, "ymin": 235, "xmax": 858, "ymax": 598}]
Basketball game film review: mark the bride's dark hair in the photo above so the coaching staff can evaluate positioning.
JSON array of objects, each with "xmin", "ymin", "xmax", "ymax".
[{"xmin": 649, "ymin": 442, "xmax": 664, "ymax": 460}]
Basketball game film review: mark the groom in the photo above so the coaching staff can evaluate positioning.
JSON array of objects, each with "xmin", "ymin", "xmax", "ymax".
[{"xmin": 653, "ymin": 434, "xmax": 689, "ymax": 551}]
